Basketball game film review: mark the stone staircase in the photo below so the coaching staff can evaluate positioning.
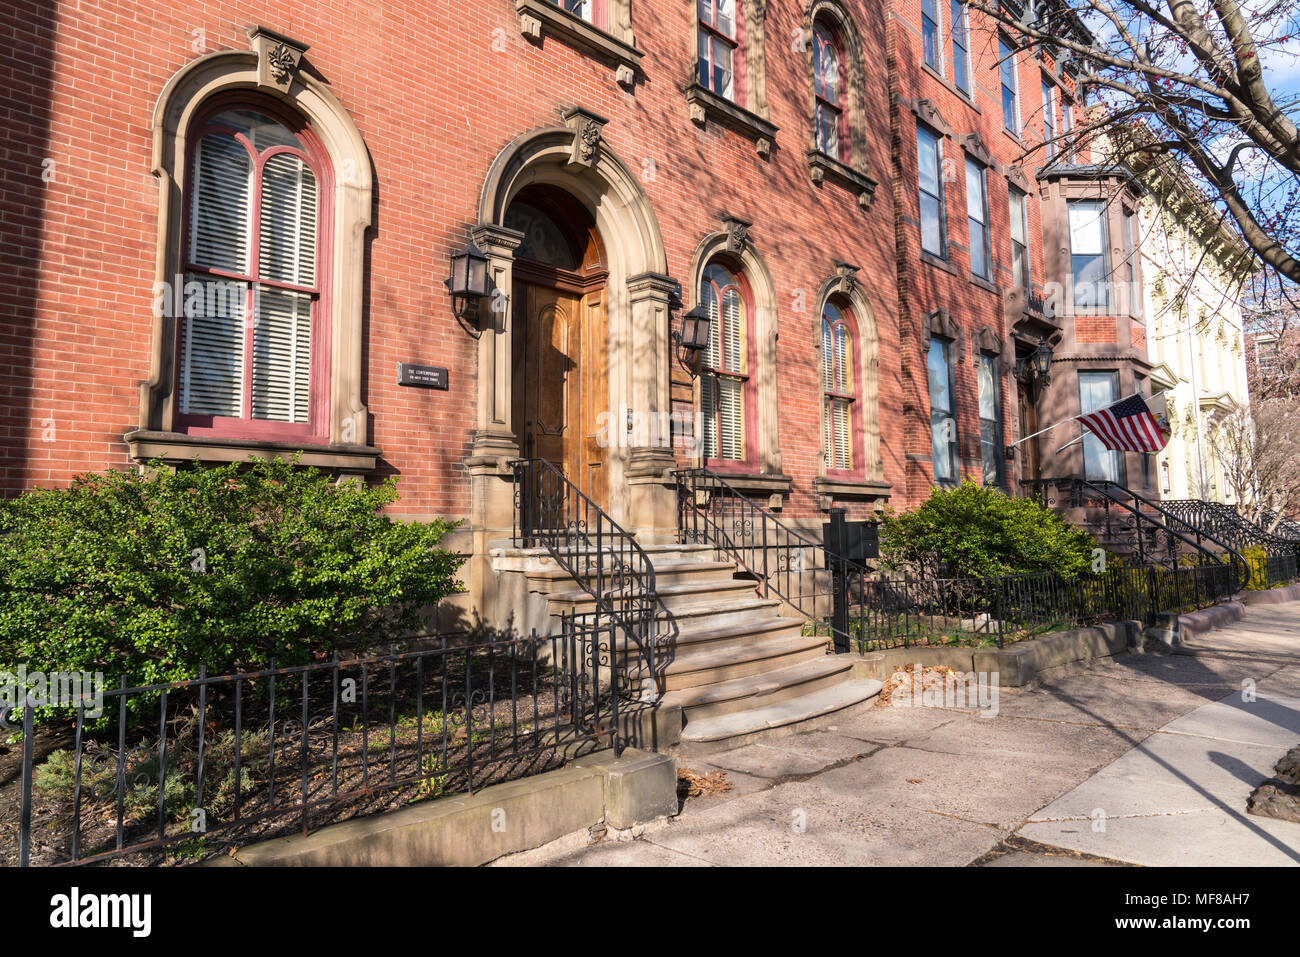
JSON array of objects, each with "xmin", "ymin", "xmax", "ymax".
[{"xmin": 520, "ymin": 542, "xmax": 882, "ymax": 753}]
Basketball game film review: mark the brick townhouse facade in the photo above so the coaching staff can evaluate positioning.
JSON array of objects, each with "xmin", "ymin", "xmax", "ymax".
[{"xmin": 0, "ymin": 0, "xmax": 1147, "ymax": 621}]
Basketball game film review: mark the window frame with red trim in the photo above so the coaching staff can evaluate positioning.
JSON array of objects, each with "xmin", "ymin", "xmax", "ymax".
[
  {"xmin": 698, "ymin": 259, "xmax": 758, "ymax": 473},
  {"xmin": 174, "ymin": 94, "xmax": 333, "ymax": 444},
  {"xmin": 821, "ymin": 298, "xmax": 863, "ymax": 479}
]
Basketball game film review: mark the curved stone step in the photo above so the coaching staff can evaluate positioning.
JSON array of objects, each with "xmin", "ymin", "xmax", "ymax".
[
  {"xmin": 545, "ymin": 577, "xmax": 759, "ymax": 614},
  {"xmin": 678, "ymin": 678, "xmax": 884, "ymax": 750},
  {"xmin": 659, "ymin": 632, "xmax": 829, "ymax": 690},
  {"xmin": 661, "ymin": 655, "xmax": 854, "ymax": 721}
]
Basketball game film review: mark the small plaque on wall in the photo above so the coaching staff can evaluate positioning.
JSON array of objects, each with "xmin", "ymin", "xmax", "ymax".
[{"xmin": 397, "ymin": 363, "xmax": 449, "ymax": 390}]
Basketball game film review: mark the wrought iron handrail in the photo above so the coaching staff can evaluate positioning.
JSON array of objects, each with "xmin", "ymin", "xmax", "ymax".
[
  {"xmin": 1163, "ymin": 499, "xmax": 1300, "ymax": 558},
  {"xmin": 1024, "ymin": 478, "xmax": 1249, "ymax": 592},
  {"xmin": 674, "ymin": 467, "xmax": 871, "ymax": 653},
  {"xmin": 511, "ymin": 458, "xmax": 658, "ymax": 698},
  {"xmin": 1258, "ymin": 508, "xmax": 1300, "ymax": 542}
]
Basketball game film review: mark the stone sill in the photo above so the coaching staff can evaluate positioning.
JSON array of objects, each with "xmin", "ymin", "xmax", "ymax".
[
  {"xmin": 516, "ymin": 0, "xmax": 642, "ymax": 86},
  {"xmin": 125, "ymin": 430, "xmax": 380, "ymax": 472},
  {"xmin": 920, "ymin": 62, "xmax": 979, "ymax": 112},
  {"xmin": 807, "ymin": 150, "xmax": 877, "ymax": 209},
  {"xmin": 920, "ymin": 250, "xmax": 959, "ymax": 276},
  {"xmin": 685, "ymin": 83, "xmax": 778, "ymax": 156},
  {"xmin": 814, "ymin": 476, "xmax": 891, "ymax": 507}
]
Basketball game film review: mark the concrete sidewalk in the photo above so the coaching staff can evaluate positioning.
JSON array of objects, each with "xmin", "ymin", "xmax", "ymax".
[{"xmin": 504, "ymin": 601, "xmax": 1300, "ymax": 866}]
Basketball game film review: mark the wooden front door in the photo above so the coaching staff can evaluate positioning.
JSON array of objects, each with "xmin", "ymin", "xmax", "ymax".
[
  {"xmin": 1017, "ymin": 381, "xmax": 1040, "ymax": 483},
  {"xmin": 512, "ymin": 279, "xmax": 609, "ymax": 508}
]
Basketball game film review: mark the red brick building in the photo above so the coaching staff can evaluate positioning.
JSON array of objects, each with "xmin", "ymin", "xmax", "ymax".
[{"xmin": 1, "ymin": 0, "xmax": 1142, "ymax": 621}]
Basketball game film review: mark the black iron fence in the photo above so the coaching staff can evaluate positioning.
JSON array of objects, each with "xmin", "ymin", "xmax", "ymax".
[
  {"xmin": 7, "ymin": 619, "xmax": 643, "ymax": 867},
  {"xmin": 816, "ymin": 561, "xmax": 1238, "ymax": 654},
  {"xmin": 678, "ymin": 470, "xmax": 1262, "ymax": 655}
]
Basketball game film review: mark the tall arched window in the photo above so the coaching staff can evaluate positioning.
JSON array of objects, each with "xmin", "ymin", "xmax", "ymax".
[
  {"xmin": 700, "ymin": 261, "xmax": 752, "ymax": 465},
  {"xmin": 178, "ymin": 102, "xmax": 329, "ymax": 440},
  {"xmin": 821, "ymin": 300, "xmax": 857, "ymax": 472},
  {"xmin": 812, "ymin": 22, "xmax": 846, "ymax": 161}
]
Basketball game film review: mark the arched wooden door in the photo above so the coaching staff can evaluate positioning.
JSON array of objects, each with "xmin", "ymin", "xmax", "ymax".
[{"xmin": 507, "ymin": 188, "xmax": 609, "ymax": 509}]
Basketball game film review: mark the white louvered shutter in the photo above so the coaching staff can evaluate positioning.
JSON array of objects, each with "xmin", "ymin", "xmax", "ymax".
[
  {"xmin": 252, "ymin": 153, "xmax": 317, "ymax": 423},
  {"xmin": 717, "ymin": 288, "xmax": 744, "ymax": 460},
  {"xmin": 181, "ymin": 133, "xmax": 252, "ymax": 417}
]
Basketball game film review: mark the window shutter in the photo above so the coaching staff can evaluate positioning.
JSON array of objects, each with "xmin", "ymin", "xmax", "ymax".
[
  {"xmin": 252, "ymin": 287, "xmax": 312, "ymax": 423},
  {"xmin": 832, "ymin": 399, "xmax": 851, "ymax": 469},
  {"xmin": 822, "ymin": 320, "xmax": 834, "ymax": 391},
  {"xmin": 722, "ymin": 287, "xmax": 743, "ymax": 373},
  {"xmin": 259, "ymin": 154, "xmax": 317, "ymax": 287},
  {"xmin": 180, "ymin": 272, "xmax": 245, "ymax": 417},
  {"xmin": 251, "ymin": 153, "xmax": 317, "ymax": 424},
  {"xmin": 190, "ymin": 134, "xmax": 252, "ymax": 273},
  {"xmin": 701, "ymin": 373, "xmax": 718, "ymax": 460},
  {"xmin": 718, "ymin": 377, "xmax": 744, "ymax": 460},
  {"xmin": 835, "ymin": 325, "xmax": 850, "ymax": 393}
]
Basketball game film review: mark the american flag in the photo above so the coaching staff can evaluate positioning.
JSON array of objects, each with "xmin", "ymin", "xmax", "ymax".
[{"xmin": 1076, "ymin": 393, "xmax": 1170, "ymax": 453}]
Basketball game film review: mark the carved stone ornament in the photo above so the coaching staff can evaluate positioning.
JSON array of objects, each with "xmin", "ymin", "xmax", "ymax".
[
  {"xmin": 722, "ymin": 215, "xmax": 751, "ymax": 254},
  {"xmin": 834, "ymin": 261, "xmax": 859, "ymax": 295},
  {"xmin": 562, "ymin": 106, "xmax": 608, "ymax": 169},
  {"xmin": 905, "ymin": 97, "xmax": 952, "ymax": 137},
  {"xmin": 246, "ymin": 25, "xmax": 308, "ymax": 94},
  {"xmin": 1005, "ymin": 163, "xmax": 1032, "ymax": 192},
  {"xmin": 961, "ymin": 132, "xmax": 994, "ymax": 167}
]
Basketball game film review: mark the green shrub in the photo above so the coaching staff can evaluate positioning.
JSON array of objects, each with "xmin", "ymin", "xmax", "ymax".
[
  {"xmin": 0, "ymin": 455, "xmax": 464, "ymax": 689},
  {"xmin": 878, "ymin": 480, "xmax": 1097, "ymax": 581}
]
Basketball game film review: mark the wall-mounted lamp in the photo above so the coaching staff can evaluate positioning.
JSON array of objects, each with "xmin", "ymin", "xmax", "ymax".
[
  {"xmin": 673, "ymin": 304, "xmax": 712, "ymax": 375},
  {"xmin": 444, "ymin": 240, "xmax": 490, "ymax": 337},
  {"xmin": 1014, "ymin": 338, "xmax": 1054, "ymax": 389}
]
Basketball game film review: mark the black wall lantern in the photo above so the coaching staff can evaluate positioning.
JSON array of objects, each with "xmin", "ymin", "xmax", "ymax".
[
  {"xmin": 673, "ymin": 304, "xmax": 712, "ymax": 374},
  {"xmin": 1015, "ymin": 338, "xmax": 1054, "ymax": 389},
  {"xmin": 445, "ymin": 240, "xmax": 490, "ymax": 335}
]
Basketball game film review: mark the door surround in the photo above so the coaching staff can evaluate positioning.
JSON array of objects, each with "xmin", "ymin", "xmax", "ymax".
[{"xmin": 463, "ymin": 111, "xmax": 678, "ymax": 623}]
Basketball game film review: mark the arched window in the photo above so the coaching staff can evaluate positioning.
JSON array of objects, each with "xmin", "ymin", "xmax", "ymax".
[
  {"xmin": 812, "ymin": 22, "xmax": 846, "ymax": 161},
  {"xmin": 700, "ymin": 261, "xmax": 752, "ymax": 465},
  {"xmin": 178, "ymin": 102, "xmax": 329, "ymax": 439},
  {"xmin": 821, "ymin": 300, "xmax": 856, "ymax": 472}
]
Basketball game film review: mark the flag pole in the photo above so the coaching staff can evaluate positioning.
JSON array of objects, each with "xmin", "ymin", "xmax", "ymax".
[{"xmin": 1008, "ymin": 388, "xmax": 1170, "ymax": 451}]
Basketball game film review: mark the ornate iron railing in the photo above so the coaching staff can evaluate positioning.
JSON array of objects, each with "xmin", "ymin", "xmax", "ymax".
[
  {"xmin": 1161, "ymin": 499, "xmax": 1300, "ymax": 587},
  {"xmin": 1022, "ymin": 478, "xmax": 1249, "ymax": 590},
  {"xmin": 1163, "ymin": 499, "xmax": 1299, "ymax": 558},
  {"xmin": 675, "ymin": 468, "xmax": 869, "ymax": 653},
  {"xmin": 1258, "ymin": 508, "xmax": 1300, "ymax": 541},
  {"xmin": 511, "ymin": 458, "xmax": 659, "ymax": 696},
  {"xmin": 7, "ymin": 626, "xmax": 642, "ymax": 866}
]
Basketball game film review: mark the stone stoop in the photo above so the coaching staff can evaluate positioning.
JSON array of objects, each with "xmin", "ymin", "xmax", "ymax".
[{"xmin": 527, "ymin": 542, "xmax": 881, "ymax": 754}]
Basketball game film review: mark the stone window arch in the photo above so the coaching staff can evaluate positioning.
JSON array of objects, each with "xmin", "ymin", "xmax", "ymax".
[
  {"xmin": 812, "ymin": 264, "xmax": 883, "ymax": 496},
  {"xmin": 129, "ymin": 28, "xmax": 375, "ymax": 471},
  {"xmin": 687, "ymin": 220, "xmax": 786, "ymax": 492},
  {"xmin": 803, "ymin": 1, "xmax": 877, "ymax": 207}
]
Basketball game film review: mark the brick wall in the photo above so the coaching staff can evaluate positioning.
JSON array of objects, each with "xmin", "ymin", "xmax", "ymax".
[{"xmin": 0, "ymin": 0, "xmax": 910, "ymax": 520}]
